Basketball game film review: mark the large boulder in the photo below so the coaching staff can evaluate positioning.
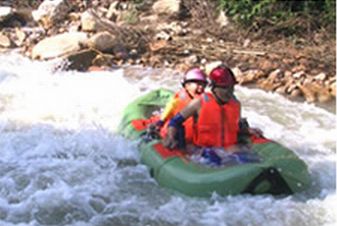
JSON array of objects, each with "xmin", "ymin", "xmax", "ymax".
[
  {"xmin": 152, "ymin": 0, "xmax": 181, "ymax": 15},
  {"xmin": 0, "ymin": 33, "xmax": 13, "ymax": 48},
  {"xmin": 86, "ymin": 31, "xmax": 116, "ymax": 52},
  {"xmin": 0, "ymin": 6, "xmax": 29, "ymax": 27},
  {"xmin": 0, "ymin": 6, "xmax": 13, "ymax": 22},
  {"xmin": 81, "ymin": 10, "xmax": 103, "ymax": 32},
  {"xmin": 32, "ymin": 32, "xmax": 88, "ymax": 59},
  {"xmin": 32, "ymin": 0, "xmax": 71, "ymax": 28},
  {"xmin": 63, "ymin": 49, "xmax": 98, "ymax": 71}
]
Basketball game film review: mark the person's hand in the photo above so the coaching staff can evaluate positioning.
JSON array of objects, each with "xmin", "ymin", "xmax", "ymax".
[
  {"xmin": 147, "ymin": 120, "xmax": 163, "ymax": 133},
  {"xmin": 162, "ymin": 127, "xmax": 177, "ymax": 149},
  {"xmin": 149, "ymin": 120, "xmax": 164, "ymax": 131},
  {"xmin": 162, "ymin": 136, "xmax": 178, "ymax": 149},
  {"xmin": 155, "ymin": 120, "xmax": 164, "ymax": 130},
  {"xmin": 156, "ymin": 120, "xmax": 164, "ymax": 127}
]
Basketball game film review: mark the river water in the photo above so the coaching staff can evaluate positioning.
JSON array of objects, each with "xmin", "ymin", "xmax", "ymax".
[{"xmin": 0, "ymin": 53, "xmax": 335, "ymax": 226}]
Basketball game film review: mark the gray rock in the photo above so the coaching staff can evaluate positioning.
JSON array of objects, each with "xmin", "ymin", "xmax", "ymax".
[
  {"xmin": 0, "ymin": 33, "xmax": 13, "ymax": 48},
  {"xmin": 32, "ymin": 32, "xmax": 88, "ymax": 59},
  {"xmin": 87, "ymin": 31, "xmax": 116, "ymax": 52},
  {"xmin": 0, "ymin": 6, "xmax": 12, "ymax": 22},
  {"xmin": 32, "ymin": 0, "xmax": 71, "ymax": 28},
  {"xmin": 152, "ymin": 0, "xmax": 181, "ymax": 15}
]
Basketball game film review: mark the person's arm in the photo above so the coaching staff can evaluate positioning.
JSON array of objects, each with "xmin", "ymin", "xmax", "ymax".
[
  {"xmin": 163, "ymin": 98, "xmax": 201, "ymax": 149},
  {"xmin": 150, "ymin": 97, "xmax": 179, "ymax": 129},
  {"xmin": 179, "ymin": 97, "xmax": 201, "ymax": 119},
  {"xmin": 160, "ymin": 97, "xmax": 179, "ymax": 122}
]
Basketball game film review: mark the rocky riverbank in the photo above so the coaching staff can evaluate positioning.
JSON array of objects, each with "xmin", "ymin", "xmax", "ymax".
[{"xmin": 0, "ymin": 0, "xmax": 335, "ymax": 108}]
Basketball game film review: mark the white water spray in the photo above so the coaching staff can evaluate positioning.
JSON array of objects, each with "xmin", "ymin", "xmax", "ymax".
[{"xmin": 0, "ymin": 53, "xmax": 335, "ymax": 226}]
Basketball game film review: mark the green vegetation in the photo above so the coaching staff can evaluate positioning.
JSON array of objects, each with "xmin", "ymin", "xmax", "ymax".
[{"xmin": 218, "ymin": 0, "xmax": 335, "ymax": 36}]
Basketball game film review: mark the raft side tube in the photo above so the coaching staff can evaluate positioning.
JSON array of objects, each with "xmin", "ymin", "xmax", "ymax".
[
  {"xmin": 156, "ymin": 158, "xmax": 266, "ymax": 197},
  {"xmin": 252, "ymin": 142, "xmax": 310, "ymax": 193}
]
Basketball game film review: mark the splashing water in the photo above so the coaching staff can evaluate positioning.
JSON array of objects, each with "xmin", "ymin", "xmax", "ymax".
[{"xmin": 0, "ymin": 53, "xmax": 335, "ymax": 226}]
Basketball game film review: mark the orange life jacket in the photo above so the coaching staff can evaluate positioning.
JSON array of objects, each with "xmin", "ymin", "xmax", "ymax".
[
  {"xmin": 161, "ymin": 89, "xmax": 194, "ymax": 143},
  {"xmin": 193, "ymin": 93, "xmax": 241, "ymax": 148}
]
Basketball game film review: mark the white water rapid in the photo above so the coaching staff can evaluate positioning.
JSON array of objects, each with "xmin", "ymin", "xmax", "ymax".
[{"xmin": 0, "ymin": 53, "xmax": 335, "ymax": 226}]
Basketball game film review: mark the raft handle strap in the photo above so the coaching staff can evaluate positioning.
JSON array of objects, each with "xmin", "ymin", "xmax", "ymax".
[{"xmin": 242, "ymin": 167, "xmax": 293, "ymax": 195}]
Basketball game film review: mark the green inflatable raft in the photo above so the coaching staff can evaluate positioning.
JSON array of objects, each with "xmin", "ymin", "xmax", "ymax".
[{"xmin": 118, "ymin": 89, "xmax": 310, "ymax": 197}]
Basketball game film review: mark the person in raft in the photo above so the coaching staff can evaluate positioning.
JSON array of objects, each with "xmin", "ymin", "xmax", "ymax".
[
  {"xmin": 163, "ymin": 65, "xmax": 261, "ymax": 153},
  {"xmin": 153, "ymin": 68, "xmax": 208, "ymax": 145}
]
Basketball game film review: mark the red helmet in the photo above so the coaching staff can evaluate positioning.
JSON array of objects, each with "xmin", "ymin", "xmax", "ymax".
[
  {"xmin": 182, "ymin": 68, "xmax": 207, "ymax": 85},
  {"xmin": 209, "ymin": 66, "xmax": 237, "ymax": 87}
]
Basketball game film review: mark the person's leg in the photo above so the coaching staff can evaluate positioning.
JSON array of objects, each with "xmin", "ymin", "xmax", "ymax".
[{"xmin": 175, "ymin": 125, "xmax": 186, "ymax": 149}]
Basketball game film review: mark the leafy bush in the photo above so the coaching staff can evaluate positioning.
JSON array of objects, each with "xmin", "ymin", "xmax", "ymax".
[{"xmin": 218, "ymin": 0, "xmax": 335, "ymax": 33}]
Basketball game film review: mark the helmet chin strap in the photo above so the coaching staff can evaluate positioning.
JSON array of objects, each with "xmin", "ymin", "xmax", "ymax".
[{"xmin": 186, "ymin": 90, "xmax": 194, "ymax": 99}]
